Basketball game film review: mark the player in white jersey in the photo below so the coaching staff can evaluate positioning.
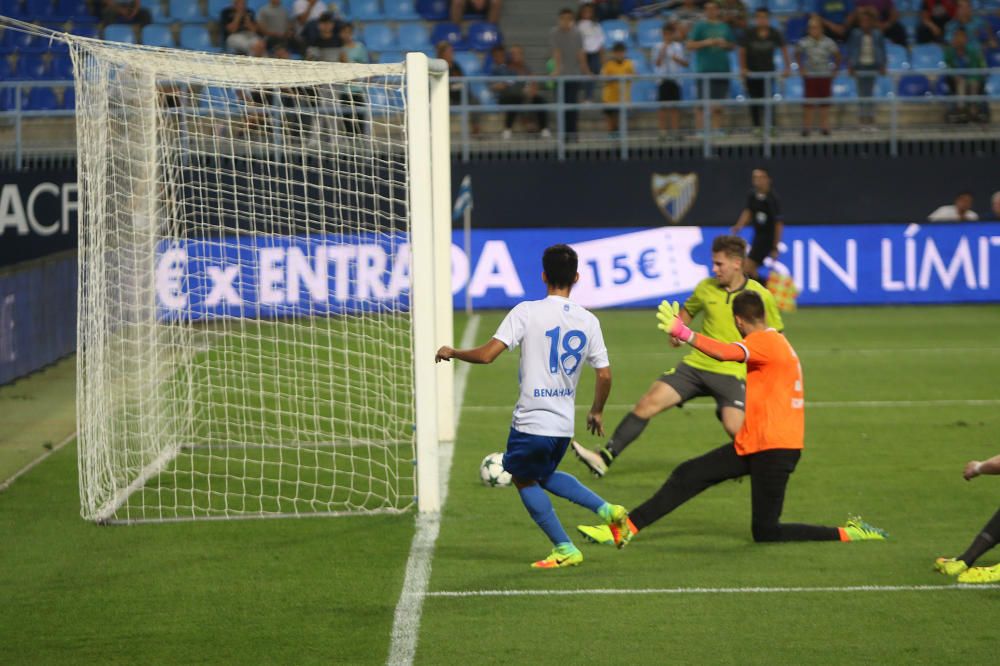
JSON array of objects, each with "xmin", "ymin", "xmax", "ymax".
[{"xmin": 435, "ymin": 244, "xmax": 630, "ymax": 569}]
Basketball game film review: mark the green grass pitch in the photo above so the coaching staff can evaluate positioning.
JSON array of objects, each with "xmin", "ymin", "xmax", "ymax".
[{"xmin": 2, "ymin": 305, "xmax": 1000, "ymax": 664}]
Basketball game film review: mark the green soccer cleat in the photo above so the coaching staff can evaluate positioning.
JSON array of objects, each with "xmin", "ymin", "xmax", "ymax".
[
  {"xmin": 531, "ymin": 545, "xmax": 583, "ymax": 569},
  {"xmin": 577, "ymin": 524, "xmax": 616, "ymax": 546},
  {"xmin": 841, "ymin": 516, "xmax": 888, "ymax": 541},
  {"xmin": 957, "ymin": 563, "xmax": 1000, "ymax": 584},
  {"xmin": 934, "ymin": 557, "xmax": 968, "ymax": 577}
]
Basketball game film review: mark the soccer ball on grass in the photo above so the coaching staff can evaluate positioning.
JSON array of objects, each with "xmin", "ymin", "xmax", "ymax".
[{"xmin": 479, "ymin": 452, "xmax": 512, "ymax": 487}]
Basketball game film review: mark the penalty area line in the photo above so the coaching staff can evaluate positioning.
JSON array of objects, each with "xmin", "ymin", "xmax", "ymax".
[
  {"xmin": 424, "ymin": 583, "xmax": 1000, "ymax": 598},
  {"xmin": 0, "ymin": 430, "xmax": 76, "ymax": 494},
  {"xmin": 387, "ymin": 314, "xmax": 480, "ymax": 666}
]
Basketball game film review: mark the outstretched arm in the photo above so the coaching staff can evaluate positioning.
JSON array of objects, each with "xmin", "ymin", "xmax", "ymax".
[
  {"xmin": 964, "ymin": 453, "xmax": 1000, "ymax": 481},
  {"xmin": 435, "ymin": 338, "xmax": 507, "ymax": 364},
  {"xmin": 656, "ymin": 300, "xmax": 747, "ymax": 363},
  {"xmin": 586, "ymin": 366, "xmax": 612, "ymax": 436}
]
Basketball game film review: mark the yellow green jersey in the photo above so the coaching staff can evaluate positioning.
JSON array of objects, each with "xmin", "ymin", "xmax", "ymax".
[{"xmin": 681, "ymin": 277, "xmax": 784, "ymax": 379}]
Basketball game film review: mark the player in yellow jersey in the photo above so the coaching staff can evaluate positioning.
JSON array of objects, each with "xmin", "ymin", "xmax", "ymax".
[{"xmin": 573, "ymin": 235, "xmax": 783, "ymax": 478}]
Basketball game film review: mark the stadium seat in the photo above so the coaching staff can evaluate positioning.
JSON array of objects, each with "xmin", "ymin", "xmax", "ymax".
[
  {"xmin": 3, "ymin": 28, "xmax": 41, "ymax": 49},
  {"xmin": 886, "ymin": 43, "xmax": 909, "ymax": 71},
  {"xmin": 0, "ymin": 86, "xmax": 18, "ymax": 110},
  {"xmin": 910, "ymin": 44, "xmax": 944, "ymax": 70},
  {"xmin": 207, "ymin": 0, "xmax": 231, "ymax": 17},
  {"xmin": 680, "ymin": 77, "xmax": 697, "ymax": 100},
  {"xmin": 104, "ymin": 24, "xmax": 136, "ymax": 44},
  {"xmin": 767, "ymin": 0, "xmax": 800, "ymax": 14},
  {"xmin": 68, "ymin": 22, "xmax": 97, "ymax": 38},
  {"xmin": 0, "ymin": 56, "xmax": 12, "ymax": 80},
  {"xmin": 626, "ymin": 47, "xmax": 650, "ymax": 73},
  {"xmin": 781, "ymin": 75, "xmax": 803, "ymax": 100},
  {"xmin": 169, "ymin": 0, "xmax": 203, "ymax": 22},
  {"xmin": 361, "ymin": 23, "xmax": 396, "ymax": 51},
  {"xmin": 347, "ymin": 0, "xmax": 384, "ymax": 20},
  {"xmin": 385, "ymin": 0, "xmax": 420, "ymax": 20},
  {"xmin": 150, "ymin": 1, "xmax": 174, "ymax": 23},
  {"xmin": 15, "ymin": 52, "xmax": 51, "ymax": 79},
  {"xmin": 466, "ymin": 22, "xmax": 501, "ymax": 51},
  {"xmin": 200, "ymin": 85, "xmax": 238, "ymax": 111},
  {"xmin": 987, "ymin": 73, "xmax": 1000, "ymax": 97},
  {"xmin": 21, "ymin": 0, "xmax": 55, "ymax": 18},
  {"xmin": 0, "ymin": 0, "xmax": 25, "ymax": 19},
  {"xmin": 368, "ymin": 85, "xmax": 405, "ymax": 112},
  {"xmin": 897, "ymin": 74, "xmax": 930, "ymax": 96},
  {"xmin": 832, "ymin": 75, "xmax": 856, "ymax": 98},
  {"xmin": 397, "ymin": 22, "xmax": 431, "ymax": 51},
  {"xmin": 50, "ymin": 53, "xmax": 72, "ymax": 79},
  {"xmin": 730, "ymin": 77, "xmax": 745, "ymax": 100},
  {"xmin": 875, "ymin": 75, "xmax": 894, "ymax": 97},
  {"xmin": 469, "ymin": 81, "xmax": 494, "ymax": 105},
  {"xmin": 453, "ymin": 49, "xmax": 482, "ymax": 75},
  {"xmin": 899, "ymin": 14, "xmax": 918, "ymax": 43},
  {"xmin": 631, "ymin": 79, "xmax": 658, "ymax": 103},
  {"xmin": 784, "ymin": 15, "xmax": 808, "ymax": 42},
  {"xmin": 636, "ymin": 18, "xmax": 662, "ymax": 49},
  {"xmin": 60, "ymin": 85, "xmax": 73, "ymax": 109},
  {"xmin": 179, "ymin": 25, "xmax": 215, "ymax": 51},
  {"xmin": 894, "ymin": 0, "xmax": 920, "ymax": 10},
  {"xmin": 601, "ymin": 19, "xmax": 631, "ymax": 46},
  {"xmin": 247, "ymin": 0, "xmax": 270, "ymax": 10},
  {"xmin": 987, "ymin": 49, "xmax": 1000, "ymax": 68},
  {"xmin": 377, "ymin": 50, "xmax": 404, "ymax": 63},
  {"xmin": 52, "ymin": 0, "xmax": 90, "ymax": 20},
  {"xmin": 24, "ymin": 86, "xmax": 58, "ymax": 110},
  {"xmin": 429, "ymin": 22, "xmax": 462, "ymax": 48},
  {"xmin": 142, "ymin": 24, "xmax": 174, "ymax": 48},
  {"xmin": 416, "ymin": 0, "xmax": 448, "ymax": 20}
]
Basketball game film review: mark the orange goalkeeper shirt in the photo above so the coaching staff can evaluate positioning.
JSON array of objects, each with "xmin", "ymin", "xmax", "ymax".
[{"xmin": 733, "ymin": 329, "xmax": 804, "ymax": 456}]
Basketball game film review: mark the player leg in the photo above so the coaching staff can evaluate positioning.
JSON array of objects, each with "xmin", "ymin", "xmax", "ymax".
[
  {"xmin": 705, "ymin": 370, "xmax": 746, "ymax": 439},
  {"xmin": 937, "ymin": 506, "xmax": 1000, "ymax": 581},
  {"xmin": 572, "ymin": 364, "xmax": 699, "ymax": 478}
]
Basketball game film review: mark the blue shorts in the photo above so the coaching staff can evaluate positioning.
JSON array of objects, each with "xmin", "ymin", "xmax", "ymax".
[{"xmin": 502, "ymin": 428, "xmax": 571, "ymax": 481}]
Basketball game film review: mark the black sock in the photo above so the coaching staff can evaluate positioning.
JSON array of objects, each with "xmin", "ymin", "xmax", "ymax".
[
  {"xmin": 603, "ymin": 413, "xmax": 649, "ymax": 464},
  {"xmin": 958, "ymin": 507, "xmax": 1000, "ymax": 566}
]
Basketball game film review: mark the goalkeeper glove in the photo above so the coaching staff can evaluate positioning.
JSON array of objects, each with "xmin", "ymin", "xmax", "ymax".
[{"xmin": 656, "ymin": 300, "xmax": 694, "ymax": 343}]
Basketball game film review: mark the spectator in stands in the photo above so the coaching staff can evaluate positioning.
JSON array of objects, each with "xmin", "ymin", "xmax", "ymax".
[
  {"xmin": 943, "ymin": 27, "xmax": 988, "ymax": 123},
  {"xmin": 221, "ymin": 0, "xmax": 261, "ymax": 55},
  {"xmin": 100, "ymin": 0, "xmax": 151, "ymax": 27},
  {"xmin": 719, "ymin": 0, "xmax": 748, "ymax": 40},
  {"xmin": 589, "ymin": 0, "xmax": 626, "ymax": 21},
  {"xmin": 849, "ymin": 0, "xmax": 908, "ymax": 46},
  {"xmin": 991, "ymin": 191, "xmax": 1000, "ymax": 219},
  {"xmin": 550, "ymin": 8, "xmax": 590, "ymax": 139},
  {"xmin": 451, "ymin": 0, "xmax": 502, "ymax": 24},
  {"xmin": 653, "ymin": 21, "xmax": 688, "ymax": 137},
  {"xmin": 305, "ymin": 13, "xmax": 341, "ymax": 61},
  {"xmin": 810, "ymin": 0, "xmax": 854, "ymax": 42},
  {"xmin": 687, "ymin": 1, "xmax": 735, "ymax": 131},
  {"xmin": 491, "ymin": 45, "xmax": 550, "ymax": 139},
  {"xmin": 928, "ymin": 192, "xmax": 979, "ymax": 220},
  {"xmin": 917, "ymin": 0, "xmax": 957, "ymax": 44},
  {"xmin": 673, "ymin": 0, "xmax": 705, "ymax": 29},
  {"xmin": 601, "ymin": 42, "xmax": 635, "ymax": 134},
  {"xmin": 944, "ymin": 0, "xmax": 998, "ymax": 51},
  {"xmin": 740, "ymin": 8, "xmax": 791, "ymax": 132},
  {"xmin": 337, "ymin": 23, "xmax": 368, "ymax": 136},
  {"xmin": 577, "ymin": 3, "xmax": 605, "ymax": 102},
  {"xmin": 338, "ymin": 23, "xmax": 367, "ymax": 64},
  {"xmin": 257, "ymin": 0, "xmax": 300, "ymax": 52},
  {"xmin": 847, "ymin": 7, "xmax": 887, "ymax": 129},
  {"xmin": 293, "ymin": 0, "xmax": 331, "ymax": 34},
  {"xmin": 798, "ymin": 15, "xmax": 841, "ymax": 136}
]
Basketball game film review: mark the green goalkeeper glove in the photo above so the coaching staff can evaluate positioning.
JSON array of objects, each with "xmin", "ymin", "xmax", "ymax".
[{"xmin": 655, "ymin": 300, "xmax": 694, "ymax": 343}]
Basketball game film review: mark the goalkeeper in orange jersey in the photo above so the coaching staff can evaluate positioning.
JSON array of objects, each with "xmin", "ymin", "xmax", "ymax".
[
  {"xmin": 934, "ymin": 452, "xmax": 1000, "ymax": 584},
  {"xmin": 578, "ymin": 291, "xmax": 887, "ymax": 547}
]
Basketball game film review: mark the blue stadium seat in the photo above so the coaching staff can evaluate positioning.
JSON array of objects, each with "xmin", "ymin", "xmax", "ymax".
[
  {"xmin": 3, "ymin": 28, "xmax": 42, "ymax": 49},
  {"xmin": 784, "ymin": 15, "xmax": 808, "ymax": 42},
  {"xmin": 0, "ymin": 57, "xmax": 11, "ymax": 80},
  {"xmin": 142, "ymin": 24, "xmax": 174, "ymax": 48},
  {"xmin": 987, "ymin": 73, "xmax": 1000, "ymax": 97},
  {"xmin": 61, "ymin": 85, "xmax": 74, "ymax": 109},
  {"xmin": 466, "ymin": 22, "xmax": 501, "ymax": 51},
  {"xmin": 429, "ymin": 22, "xmax": 462, "ymax": 48},
  {"xmin": 361, "ymin": 23, "xmax": 396, "ymax": 51},
  {"xmin": 767, "ymin": 0, "xmax": 800, "ymax": 14},
  {"xmin": 469, "ymin": 81, "xmax": 494, "ymax": 104},
  {"xmin": 50, "ymin": 53, "xmax": 72, "ymax": 79},
  {"xmin": 886, "ymin": 43, "xmax": 909, "ymax": 71},
  {"xmin": 179, "ymin": 25, "xmax": 215, "ymax": 51},
  {"xmin": 397, "ymin": 22, "xmax": 431, "ymax": 51},
  {"xmin": 897, "ymin": 74, "xmax": 930, "ymax": 96},
  {"xmin": 53, "ymin": 0, "xmax": 90, "ymax": 20},
  {"xmin": 347, "ymin": 0, "xmax": 384, "ymax": 20},
  {"xmin": 169, "ymin": 0, "xmax": 204, "ymax": 21},
  {"xmin": 910, "ymin": 44, "xmax": 944, "ymax": 70},
  {"xmin": 385, "ymin": 0, "xmax": 420, "ymax": 20},
  {"xmin": 68, "ymin": 22, "xmax": 97, "ymax": 37},
  {"xmin": 21, "ymin": 0, "xmax": 55, "ymax": 18},
  {"xmin": 0, "ymin": 0, "xmax": 26, "ymax": 19},
  {"xmin": 416, "ymin": 0, "xmax": 448, "ymax": 20},
  {"xmin": 636, "ymin": 18, "xmax": 663, "ymax": 49},
  {"xmin": 104, "ymin": 24, "xmax": 136, "ymax": 44},
  {"xmin": 377, "ymin": 50, "xmax": 404, "ymax": 63},
  {"xmin": 601, "ymin": 19, "xmax": 631, "ymax": 46},
  {"xmin": 24, "ymin": 86, "xmax": 58, "ymax": 110},
  {"xmin": 894, "ymin": 0, "xmax": 920, "ymax": 10},
  {"xmin": 626, "ymin": 47, "xmax": 650, "ymax": 73},
  {"xmin": 0, "ymin": 86, "xmax": 18, "ymax": 110},
  {"xmin": 16, "ymin": 52, "xmax": 51, "ymax": 78},
  {"xmin": 368, "ymin": 85, "xmax": 405, "ymax": 112},
  {"xmin": 631, "ymin": 79, "xmax": 658, "ymax": 102},
  {"xmin": 453, "ymin": 49, "xmax": 482, "ymax": 75},
  {"xmin": 207, "ymin": 0, "xmax": 231, "ymax": 17},
  {"xmin": 875, "ymin": 75, "xmax": 894, "ymax": 98},
  {"xmin": 730, "ymin": 76, "xmax": 745, "ymax": 100},
  {"xmin": 899, "ymin": 14, "xmax": 918, "ymax": 43},
  {"xmin": 781, "ymin": 75, "xmax": 803, "ymax": 100},
  {"xmin": 200, "ymin": 85, "xmax": 238, "ymax": 111},
  {"xmin": 680, "ymin": 77, "xmax": 698, "ymax": 101},
  {"xmin": 832, "ymin": 75, "xmax": 856, "ymax": 98},
  {"xmin": 986, "ymin": 49, "xmax": 1000, "ymax": 68},
  {"xmin": 247, "ymin": 0, "xmax": 270, "ymax": 10},
  {"xmin": 150, "ymin": 1, "xmax": 174, "ymax": 23}
]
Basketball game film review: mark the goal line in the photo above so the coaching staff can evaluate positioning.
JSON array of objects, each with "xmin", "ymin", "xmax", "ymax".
[{"xmin": 423, "ymin": 583, "xmax": 1000, "ymax": 598}]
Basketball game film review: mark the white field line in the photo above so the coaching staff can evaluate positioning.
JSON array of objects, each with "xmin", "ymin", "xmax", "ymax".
[
  {"xmin": 611, "ymin": 347, "xmax": 1000, "ymax": 356},
  {"xmin": 387, "ymin": 314, "xmax": 480, "ymax": 666},
  {"xmin": 463, "ymin": 398, "xmax": 1000, "ymax": 413},
  {"xmin": 0, "ymin": 430, "xmax": 76, "ymax": 494},
  {"xmin": 424, "ymin": 584, "xmax": 1000, "ymax": 598},
  {"xmin": 92, "ymin": 445, "xmax": 181, "ymax": 523}
]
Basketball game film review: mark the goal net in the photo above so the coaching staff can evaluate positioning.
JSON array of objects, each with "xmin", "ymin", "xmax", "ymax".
[{"xmin": 70, "ymin": 37, "xmax": 452, "ymax": 523}]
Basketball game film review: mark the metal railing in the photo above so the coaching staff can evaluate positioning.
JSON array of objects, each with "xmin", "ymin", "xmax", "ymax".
[{"xmin": 2, "ymin": 68, "xmax": 998, "ymax": 169}]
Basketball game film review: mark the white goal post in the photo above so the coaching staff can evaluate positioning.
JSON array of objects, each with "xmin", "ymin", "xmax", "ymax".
[{"xmin": 62, "ymin": 31, "xmax": 453, "ymax": 523}]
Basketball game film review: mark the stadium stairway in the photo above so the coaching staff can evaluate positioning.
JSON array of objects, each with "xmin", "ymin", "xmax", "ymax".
[{"xmin": 500, "ymin": 0, "xmax": 567, "ymax": 73}]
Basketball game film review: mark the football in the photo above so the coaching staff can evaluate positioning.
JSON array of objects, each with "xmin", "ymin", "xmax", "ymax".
[{"xmin": 479, "ymin": 452, "xmax": 512, "ymax": 487}]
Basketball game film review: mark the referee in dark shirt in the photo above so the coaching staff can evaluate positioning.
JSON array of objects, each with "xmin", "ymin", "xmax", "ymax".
[{"xmin": 731, "ymin": 168, "xmax": 783, "ymax": 280}]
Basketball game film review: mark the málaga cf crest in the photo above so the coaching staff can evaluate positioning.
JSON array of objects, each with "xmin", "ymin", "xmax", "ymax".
[{"xmin": 651, "ymin": 172, "xmax": 698, "ymax": 224}]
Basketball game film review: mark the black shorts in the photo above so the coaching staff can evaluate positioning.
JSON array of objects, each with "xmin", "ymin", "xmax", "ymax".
[
  {"xmin": 658, "ymin": 361, "xmax": 746, "ymax": 413},
  {"xmin": 748, "ymin": 238, "xmax": 773, "ymax": 265},
  {"xmin": 698, "ymin": 78, "xmax": 730, "ymax": 101},
  {"xmin": 658, "ymin": 79, "xmax": 680, "ymax": 102}
]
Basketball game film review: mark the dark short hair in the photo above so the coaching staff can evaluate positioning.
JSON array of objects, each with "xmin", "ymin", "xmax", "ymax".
[
  {"xmin": 612, "ymin": 41, "xmax": 627, "ymax": 52},
  {"xmin": 711, "ymin": 235, "xmax": 748, "ymax": 259},
  {"xmin": 732, "ymin": 291, "xmax": 766, "ymax": 323},
  {"xmin": 753, "ymin": 166, "xmax": 770, "ymax": 176},
  {"xmin": 662, "ymin": 21, "xmax": 675, "ymax": 32},
  {"xmin": 957, "ymin": 190, "xmax": 973, "ymax": 198},
  {"xmin": 559, "ymin": 7, "xmax": 574, "ymax": 16},
  {"xmin": 542, "ymin": 244, "xmax": 578, "ymax": 288},
  {"xmin": 755, "ymin": 6, "xmax": 770, "ymax": 14}
]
